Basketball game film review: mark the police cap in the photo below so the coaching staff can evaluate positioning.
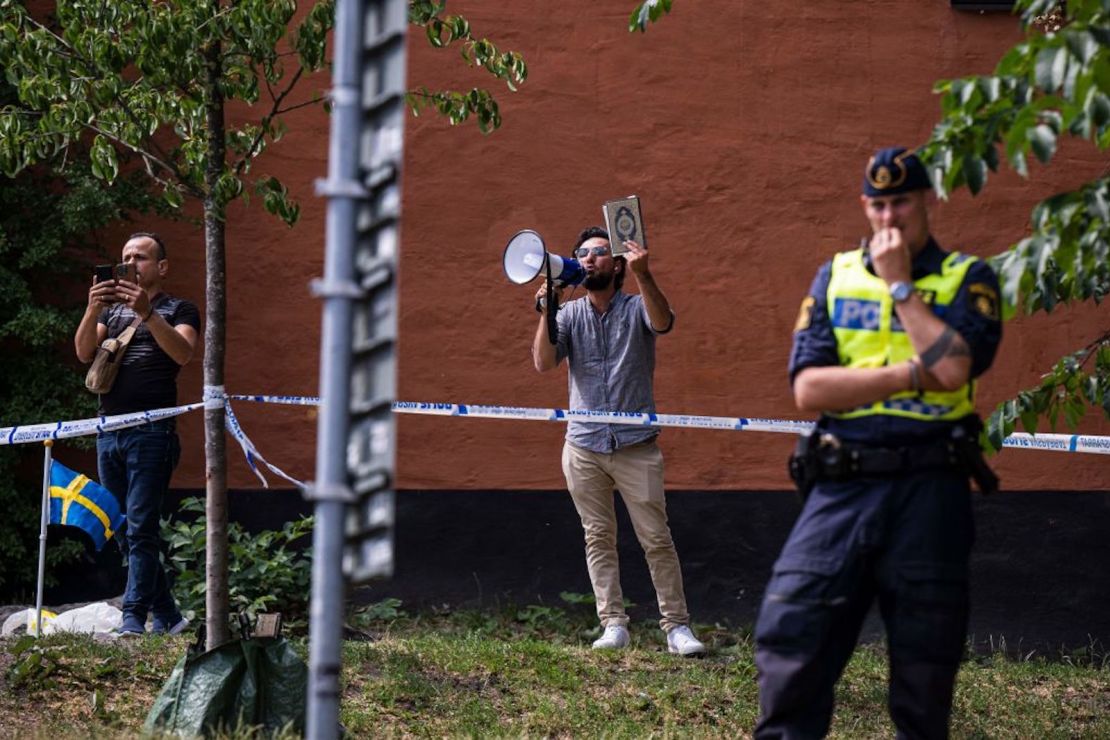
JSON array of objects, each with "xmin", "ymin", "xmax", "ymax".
[{"xmin": 862, "ymin": 146, "xmax": 930, "ymax": 197}]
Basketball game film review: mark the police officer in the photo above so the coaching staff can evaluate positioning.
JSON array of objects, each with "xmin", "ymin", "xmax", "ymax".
[{"xmin": 753, "ymin": 147, "xmax": 1003, "ymax": 739}]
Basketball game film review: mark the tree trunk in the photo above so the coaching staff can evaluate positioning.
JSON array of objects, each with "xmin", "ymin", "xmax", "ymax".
[{"xmin": 202, "ymin": 22, "xmax": 230, "ymax": 648}]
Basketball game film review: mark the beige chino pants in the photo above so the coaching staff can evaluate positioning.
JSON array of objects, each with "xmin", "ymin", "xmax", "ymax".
[{"xmin": 561, "ymin": 440, "xmax": 690, "ymax": 631}]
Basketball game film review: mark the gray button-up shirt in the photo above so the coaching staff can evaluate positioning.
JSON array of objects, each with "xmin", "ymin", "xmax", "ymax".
[{"xmin": 555, "ymin": 290, "xmax": 673, "ymax": 453}]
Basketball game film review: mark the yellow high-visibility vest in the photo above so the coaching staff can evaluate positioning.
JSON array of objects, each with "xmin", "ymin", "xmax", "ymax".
[{"xmin": 826, "ymin": 248, "xmax": 977, "ymax": 422}]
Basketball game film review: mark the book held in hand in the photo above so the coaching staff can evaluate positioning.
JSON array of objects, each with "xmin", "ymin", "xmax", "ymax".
[{"xmin": 602, "ymin": 195, "xmax": 646, "ymax": 256}]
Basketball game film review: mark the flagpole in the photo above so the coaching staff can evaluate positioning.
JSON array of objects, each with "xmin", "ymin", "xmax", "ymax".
[{"xmin": 35, "ymin": 440, "xmax": 52, "ymax": 637}]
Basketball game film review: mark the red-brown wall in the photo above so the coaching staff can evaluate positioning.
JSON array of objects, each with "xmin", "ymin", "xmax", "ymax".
[{"xmin": 153, "ymin": 1, "xmax": 1106, "ymax": 492}]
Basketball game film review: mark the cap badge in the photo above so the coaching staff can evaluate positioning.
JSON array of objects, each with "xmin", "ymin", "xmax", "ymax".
[{"xmin": 866, "ymin": 151, "xmax": 914, "ymax": 191}]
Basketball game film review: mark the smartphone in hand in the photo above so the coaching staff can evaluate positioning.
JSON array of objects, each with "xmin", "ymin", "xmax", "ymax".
[
  {"xmin": 93, "ymin": 264, "xmax": 119, "ymax": 304},
  {"xmin": 114, "ymin": 262, "xmax": 138, "ymax": 284}
]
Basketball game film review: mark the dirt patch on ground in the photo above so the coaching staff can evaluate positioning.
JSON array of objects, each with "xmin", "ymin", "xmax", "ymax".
[{"xmin": 0, "ymin": 633, "xmax": 183, "ymax": 736}]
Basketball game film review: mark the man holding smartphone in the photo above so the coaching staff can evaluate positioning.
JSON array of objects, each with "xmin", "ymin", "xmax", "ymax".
[{"xmin": 75, "ymin": 232, "xmax": 200, "ymax": 637}]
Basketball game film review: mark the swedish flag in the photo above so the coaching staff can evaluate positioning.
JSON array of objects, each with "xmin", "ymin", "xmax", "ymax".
[{"xmin": 48, "ymin": 461, "xmax": 125, "ymax": 551}]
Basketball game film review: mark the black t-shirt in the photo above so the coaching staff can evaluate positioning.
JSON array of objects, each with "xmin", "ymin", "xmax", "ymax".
[{"xmin": 97, "ymin": 293, "xmax": 201, "ymax": 415}]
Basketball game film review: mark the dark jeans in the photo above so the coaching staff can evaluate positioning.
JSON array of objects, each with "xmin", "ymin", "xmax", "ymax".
[
  {"xmin": 97, "ymin": 419, "xmax": 182, "ymax": 626},
  {"xmin": 754, "ymin": 470, "xmax": 973, "ymax": 740}
]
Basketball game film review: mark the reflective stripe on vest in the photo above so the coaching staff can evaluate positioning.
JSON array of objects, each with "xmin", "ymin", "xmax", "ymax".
[{"xmin": 826, "ymin": 248, "xmax": 977, "ymax": 422}]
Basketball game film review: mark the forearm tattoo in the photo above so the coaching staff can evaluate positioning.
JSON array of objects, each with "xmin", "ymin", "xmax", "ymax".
[{"xmin": 920, "ymin": 326, "xmax": 970, "ymax": 369}]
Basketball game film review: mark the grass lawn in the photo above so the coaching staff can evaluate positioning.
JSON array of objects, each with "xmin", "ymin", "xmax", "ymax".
[{"xmin": 1, "ymin": 605, "xmax": 1107, "ymax": 737}]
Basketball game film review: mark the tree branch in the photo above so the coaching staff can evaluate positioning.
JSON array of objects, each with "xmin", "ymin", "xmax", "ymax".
[
  {"xmin": 139, "ymin": 153, "xmax": 185, "ymax": 194},
  {"xmin": 81, "ymin": 122, "xmax": 204, "ymax": 198},
  {"xmin": 274, "ymin": 96, "xmax": 325, "ymax": 116},
  {"xmin": 232, "ymin": 66, "xmax": 304, "ymax": 175},
  {"xmin": 1079, "ymin": 329, "xmax": 1110, "ymax": 366},
  {"xmin": 22, "ymin": 14, "xmax": 73, "ymax": 51},
  {"xmin": 264, "ymin": 71, "xmax": 277, "ymax": 105}
]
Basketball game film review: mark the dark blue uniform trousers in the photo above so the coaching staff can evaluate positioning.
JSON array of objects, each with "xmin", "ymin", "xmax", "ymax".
[
  {"xmin": 754, "ymin": 469, "xmax": 973, "ymax": 740},
  {"xmin": 97, "ymin": 419, "xmax": 182, "ymax": 627}
]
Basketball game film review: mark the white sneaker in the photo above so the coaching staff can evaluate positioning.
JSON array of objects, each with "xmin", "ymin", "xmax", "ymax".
[
  {"xmin": 591, "ymin": 624, "xmax": 630, "ymax": 650},
  {"xmin": 666, "ymin": 625, "xmax": 706, "ymax": 656}
]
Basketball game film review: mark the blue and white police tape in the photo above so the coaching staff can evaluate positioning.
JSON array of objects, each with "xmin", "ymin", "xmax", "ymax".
[
  {"xmin": 229, "ymin": 393, "xmax": 320, "ymax": 406},
  {"xmin": 0, "ymin": 396, "xmax": 304, "ymax": 490},
  {"xmin": 232, "ymin": 394, "xmax": 1110, "ymax": 456},
  {"xmin": 221, "ymin": 398, "xmax": 304, "ymax": 489},
  {"xmin": 3, "ymin": 394, "xmax": 1109, "ymax": 457},
  {"xmin": 389, "ymin": 400, "xmax": 814, "ymax": 434},
  {"xmin": 2, "ymin": 402, "xmax": 204, "ymax": 446}
]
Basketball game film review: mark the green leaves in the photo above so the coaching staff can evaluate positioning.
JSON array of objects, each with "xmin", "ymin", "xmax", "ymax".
[
  {"xmin": 424, "ymin": 13, "xmax": 471, "ymax": 48},
  {"xmin": 407, "ymin": 0, "xmax": 673, "ymax": 131},
  {"xmin": 962, "ymin": 152, "xmax": 987, "ymax": 194},
  {"xmin": 256, "ymin": 175, "xmax": 299, "ymax": 226},
  {"xmin": 407, "ymin": 2, "xmax": 527, "ymax": 133},
  {"xmin": 924, "ymin": 2, "xmax": 1110, "ymax": 319},
  {"xmin": 0, "ymin": 0, "xmax": 329, "ymax": 224},
  {"xmin": 88, "ymin": 135, "xmax": 118, "ymax": 183},
  {"xmin": 1028, "ymin": 122, "xmax": 1058, "ymax": 161},
  {"xmin": 6, "ymin": 637, "xmax": 62, "ymax": 691},
  {"xmin": 163, "ymin": 497, "xmax": 314, "ymax": 623},
  {"xmin": 162, "ymin": 182, "xmax": 184, "ymax": 209},
  {"xmin": 1034, "ymin": 44, "xmax": 1068, "ymax": 92},
  {"xmin": 412, "ymin": 6, "xmax": 527, "ymax": 89},
  {"xmin": 406, "ymin": 87, "xmax": 503, "ymax": 134},
  {"xmin": 409, "ymin": 0, "xmax": 447, "ymax": 25},
  {"xmin": 984, "ymin": 337, "xmax": 1109, "ymax": 453},
  {"xmin": 924, "ymin": 2, "xmax": 1110, "ymax": 201},
  {"xmin": 629, "ymin": 0, "xmax": 674, "ymax": 33},
  {"xmin": 924, "ymin": 1, "xmax": 1110, "ymax": 445},
  {"xmin": 293, "ymin": 0, "xmax": 334, "ymax": 71},
  {"xmin": 989, "ymin": 177, "xmax": 1110, "ymax": 319}
]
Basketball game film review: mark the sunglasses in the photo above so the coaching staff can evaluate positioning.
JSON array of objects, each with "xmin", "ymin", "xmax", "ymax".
[{"xmin": 574, "ymin": 245, "xmax": 611, "ymax": 259}]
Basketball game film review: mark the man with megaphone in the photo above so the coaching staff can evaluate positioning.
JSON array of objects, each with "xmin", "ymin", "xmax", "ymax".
[{"xmin": 530, "ymin": 226, "xmax": 705, "ymax": 657}]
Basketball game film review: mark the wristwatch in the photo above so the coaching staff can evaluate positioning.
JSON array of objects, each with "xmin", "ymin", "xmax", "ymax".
[{"xmin": 889, "ymin": 281, "xmax": 914, "ymax": 303}]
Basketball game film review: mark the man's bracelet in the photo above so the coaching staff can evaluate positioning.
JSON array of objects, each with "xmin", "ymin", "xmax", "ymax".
[
  {"xmin": 906, "ymin": 359, "xmax": 922, "ymax": 394},
  {"xmin": 142, "ymin": 308, "xmax": 154, "ymax": 323}
]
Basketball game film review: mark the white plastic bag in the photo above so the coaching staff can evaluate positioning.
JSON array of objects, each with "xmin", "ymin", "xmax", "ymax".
[
  {"xmin": 45, "ymin": 602, "xmax": 122, "ymax": 635},
  {"xmin": 1, "ymin": 608, "xmax": 57, "ymax": 636}
]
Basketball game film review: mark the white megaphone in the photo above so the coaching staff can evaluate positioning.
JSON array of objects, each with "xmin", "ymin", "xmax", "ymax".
[{"xmin": 502, "ymin": 229, "xmax": 586, "ymax": 287}]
